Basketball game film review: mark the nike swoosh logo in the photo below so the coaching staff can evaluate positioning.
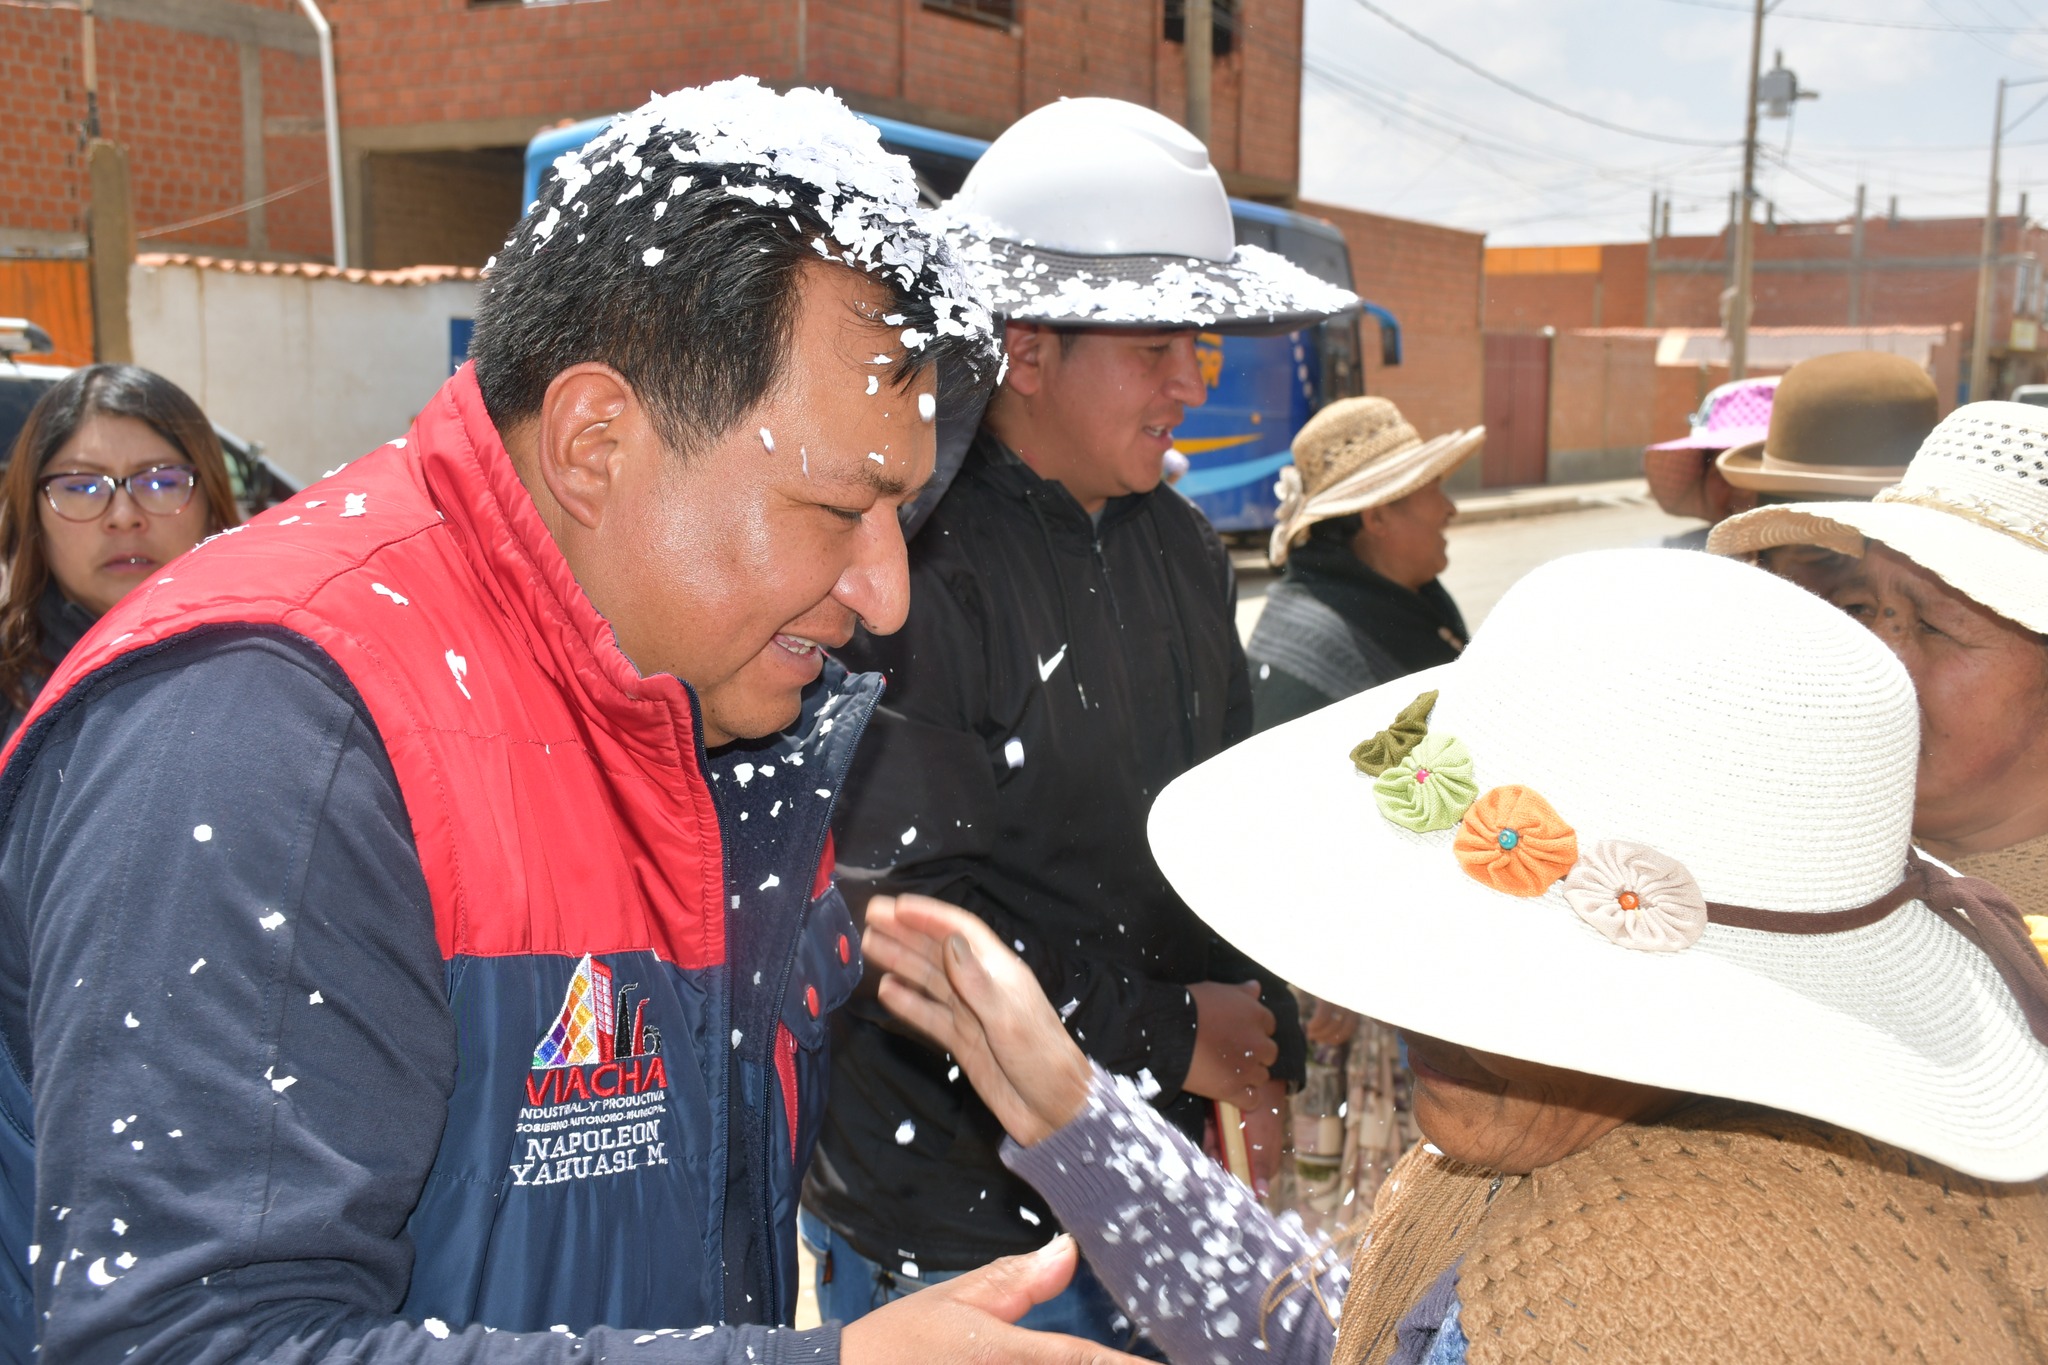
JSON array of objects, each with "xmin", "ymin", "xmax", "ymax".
[{"xmin": 1037, "ymin": 644, "xmax": 1068, "ymax": 683}]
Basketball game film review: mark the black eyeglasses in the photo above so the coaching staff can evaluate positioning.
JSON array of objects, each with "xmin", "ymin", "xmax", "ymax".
[{"xmin": 38, "ymin": 464, "xmax": 199, "ymax": 522}]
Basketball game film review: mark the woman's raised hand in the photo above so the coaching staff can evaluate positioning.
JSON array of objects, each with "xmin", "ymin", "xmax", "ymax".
[{"xmin": 865, "ymin": 895, "xmax": 1093, "ymax": 1146}]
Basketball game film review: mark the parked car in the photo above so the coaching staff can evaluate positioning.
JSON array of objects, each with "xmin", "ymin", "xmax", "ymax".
[{"xmin": 0, "ymin": 319, "xmax": 299, "ymax": 515}]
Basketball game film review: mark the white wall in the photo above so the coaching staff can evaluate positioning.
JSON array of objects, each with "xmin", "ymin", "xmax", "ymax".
[{"xmin": 128, "ymin": 262, "xmax": 478, "ymax": 486}]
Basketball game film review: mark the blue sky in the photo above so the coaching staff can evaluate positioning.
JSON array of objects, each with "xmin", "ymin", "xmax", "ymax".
[{"xmin": 1292, "ymin": 0, "xmax": 2048, "ymax": 244}]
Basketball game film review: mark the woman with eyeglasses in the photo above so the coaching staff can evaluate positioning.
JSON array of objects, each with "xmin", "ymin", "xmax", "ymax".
[{"xmin": 0, "ymin": 365, "xmax": 240, "ymax": 738}]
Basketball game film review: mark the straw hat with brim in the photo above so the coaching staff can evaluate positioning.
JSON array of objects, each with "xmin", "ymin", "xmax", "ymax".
[
  {"xmin": 1715, "ymin": 350, "xmax": 1937, "ymax": 496},
  {"xmin": 1708, "ymin": 399, "xmax": 2048, "ymax": 635},
  {"xmin": 1148, "ymin": 548, "xmax": 2048, "ymax": 1183},
  {"xmin": 1269, "ymin": 396, "xmax": 1485, "ymax": 565}
]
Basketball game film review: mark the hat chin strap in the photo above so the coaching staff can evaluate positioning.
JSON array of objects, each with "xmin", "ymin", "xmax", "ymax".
[{"xmin": 1706, "ymin": 853, "xmax": 2048, "ymax": 1048}]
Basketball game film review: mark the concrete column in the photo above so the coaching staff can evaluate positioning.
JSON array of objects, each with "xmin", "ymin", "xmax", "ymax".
[
  {"xmin": 239, "ymin": 42, "xmax": 268, "ymax": 254},
  {"xmin": 1186, "ymin": 0, "xmax": 1213, "ymax": 144},
  {"xmin": 88, "ymin": 140, "xmax": 134, "ymax": 363}
]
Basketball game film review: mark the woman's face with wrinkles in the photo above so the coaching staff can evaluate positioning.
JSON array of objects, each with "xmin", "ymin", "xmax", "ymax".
[
  {"xmin": 1400, "ymin": 1031, "xmax": 1681, "ymax": 1173},
  {"xmin": 1828, "ymin": 543, "xmax": 2048, "ymax": 853}
]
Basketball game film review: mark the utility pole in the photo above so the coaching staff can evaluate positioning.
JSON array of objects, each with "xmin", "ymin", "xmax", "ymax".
[
  {"xmin": 1728, "ymin": 0, "xmax": 1766, "ymax": 379},
  {"xmin": 1185, "ymin": 0, "xmax": 1213, "ymax": 146},
  {"xmin": 1970, "ymin": 79, "xmax": 2009, "ymax": 403},
  {"xmin": 1849, "ymin": 183, "xmax": 1866, "ymax": 326},
  {"xmin": 1645, "ymin": 191, "xmax": 1660, "ymax": 327},
  {"xmin": 1968, "ymin": 77, "xmax": 2048, "ymax": 400}
]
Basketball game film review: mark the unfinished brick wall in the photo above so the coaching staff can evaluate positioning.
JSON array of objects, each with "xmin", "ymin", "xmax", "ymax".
[
  {"xmin": 1305, "ymin": 201, "xmax": 1485, "ymax": 445},
  {"xmin": 328, "ymin": 0, "xmax": 1301, "ymax": 193},
  {"xmin": 5, "ymin": 1, "xmax": 1302, "ymax": 273},
  {"xmin": 0, "ymin": 0, "xmax": 333, "ymax": 261},
  {"xmin": 1485, "ymin": 215, "xmax": 2048, "ymax": 363}
]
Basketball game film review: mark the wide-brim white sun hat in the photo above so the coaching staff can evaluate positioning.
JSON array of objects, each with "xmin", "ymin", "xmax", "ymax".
[
  {"xmin": 1149, "ymin": 548, "xmax": 2048, "ymax": 1182},
  {"xmin": 1707, "ymin": 400, "xmax": 2048, "ymax": 635},
  {"xmin": 942, "ymin": 97, "xmax": 1358, "ymax": 332}
]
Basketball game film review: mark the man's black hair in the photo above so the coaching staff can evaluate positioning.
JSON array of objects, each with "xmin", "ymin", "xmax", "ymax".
[{"xmin": 471, "ymin": 134, "xmax": 989, "ymax": 456}]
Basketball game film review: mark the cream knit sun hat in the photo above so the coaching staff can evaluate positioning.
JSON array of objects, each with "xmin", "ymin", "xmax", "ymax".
[
  {"xmin": 1268, "ymin": 397, "xmax": 1485, "ymax": 565},
  {"xmin": 1149, "ymin": 548, "xmax": 2048, "ymax": 1182},
  {"xmin": 1709, "ymin": 400, "xmax": 2048, "ymax": 634}
]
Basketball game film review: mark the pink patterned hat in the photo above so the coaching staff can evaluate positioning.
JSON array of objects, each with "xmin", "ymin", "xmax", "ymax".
[{"xmin": 1648, "ymin": 376, "xmax": 1780, "ymax": 452}]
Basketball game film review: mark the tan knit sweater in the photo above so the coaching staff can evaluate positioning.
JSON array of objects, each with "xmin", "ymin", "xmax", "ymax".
[
  {"xmin": 1336, "ymin": 1100, "xmax": 2048, "ymax": 1364},
  {"xmin": 1925, "ymin": 828, "xmax": 2048, "ymax": 921}
]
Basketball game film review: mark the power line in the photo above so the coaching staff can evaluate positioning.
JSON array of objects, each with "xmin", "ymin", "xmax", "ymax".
[
  {"xmin": 137, "ymin": 174, "xmax": 327, "ymax": 240},
  {"xmin": 1341, "ymin": 0, "xmax": 1740, "ymax": 147},
  {"xmin": 1658, "ymin": 0, "xmax": 2048, "ymax": 32}
]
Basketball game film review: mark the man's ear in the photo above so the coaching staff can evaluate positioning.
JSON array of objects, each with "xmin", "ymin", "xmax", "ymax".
[
  {"xmin": 531, "ymin": 364, "xmax": 640, "ymax": 532},
  {"xmin": 1001, "ymin": 323, "xmax": 1051, "ymax": 398}
]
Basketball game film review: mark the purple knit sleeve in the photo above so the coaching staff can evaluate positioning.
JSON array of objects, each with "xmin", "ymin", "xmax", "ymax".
[{"xmin": 1000, "ymin": 1066, "xmax": 1347, "ymax": 1365}]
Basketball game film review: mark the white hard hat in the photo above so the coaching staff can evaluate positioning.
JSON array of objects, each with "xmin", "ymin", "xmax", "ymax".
[
  {"xmin": 941, "ymin": 97, "xmax": 1356, "ymax": 332},
  {"xmin": 951, "ymin": 98, "xmax": 1235, "ymax": 261}
]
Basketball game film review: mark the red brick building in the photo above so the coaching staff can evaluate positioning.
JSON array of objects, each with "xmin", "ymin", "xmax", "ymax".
[
  {"xmin": 1483, "ymin": 211, "xmax": 2048, "ymax": 399},
  {"xmin": 1306, "ymin": 201, "xmax": 1485, "ymax": 466},
  {"xmin": 1, "ymin": 0, "xmax": 1305, "ymax": 288}
]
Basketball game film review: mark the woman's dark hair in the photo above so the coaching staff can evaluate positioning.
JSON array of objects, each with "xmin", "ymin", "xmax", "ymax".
[
  {"xmin": 1308, "ymin": 512, "xmax": 1365, "ymax": 546},
  {"xmin": 471, "ymin": 126, "xmax": 993, "ymax": 459},
  {"xmin": 0, "ymin": 365, "xmax": 241, "ymax": 709}
]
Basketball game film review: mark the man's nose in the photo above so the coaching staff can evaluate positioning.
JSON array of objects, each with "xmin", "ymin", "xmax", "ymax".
[
  {"xmin": 1164, "ymin": 336, "xmax": 1208, "ymax": 408},
  {"xmin": 839, "ymin": 512, "xmax": 912, "ymax": 637}
]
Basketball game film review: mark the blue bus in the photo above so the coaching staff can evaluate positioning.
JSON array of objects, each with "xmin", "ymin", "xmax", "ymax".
[{"xmin": 522, "ymin": 112, "xmax": 1398, "ymax": 534}]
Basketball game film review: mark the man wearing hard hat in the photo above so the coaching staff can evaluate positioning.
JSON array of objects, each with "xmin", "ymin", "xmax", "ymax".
[{"xmin": 804, "ymin": 98, "xmax": 1358, "ymax": 1344}]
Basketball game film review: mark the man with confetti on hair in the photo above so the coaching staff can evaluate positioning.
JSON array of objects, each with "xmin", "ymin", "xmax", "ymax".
[{"xmin": 0, "ymin": 80, "xmax": 1137, "ymax": 1365}]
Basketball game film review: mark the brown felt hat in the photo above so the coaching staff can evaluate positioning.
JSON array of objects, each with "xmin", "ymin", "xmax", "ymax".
[{"xmin": 1715, "ymin": 351, "xmax": 1937, "ymax": 497}]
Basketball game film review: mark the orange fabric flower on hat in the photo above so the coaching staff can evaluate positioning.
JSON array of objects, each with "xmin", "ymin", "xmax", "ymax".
[{"xmin": 1454, "ymin": 785, "xmax": 1579, "ymax": 897}]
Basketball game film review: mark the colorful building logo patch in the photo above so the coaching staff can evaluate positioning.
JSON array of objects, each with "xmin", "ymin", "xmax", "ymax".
[
  {"xmin": 512, "ymin": 954, "xmax": 671, "ymax": 1188},
  {"xmin": 532, "ymin": 953, "xmax": 660, "ymax": 1069}
]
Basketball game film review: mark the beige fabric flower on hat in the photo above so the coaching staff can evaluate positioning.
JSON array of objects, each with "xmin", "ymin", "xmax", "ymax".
[{"xmin": 1563, "ymin": 840, "xmax": 1709, "ymax": 952}]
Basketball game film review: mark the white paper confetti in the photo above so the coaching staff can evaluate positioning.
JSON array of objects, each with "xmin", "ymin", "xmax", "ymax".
[{"xmin": 445, "ymin": 650, "xmax": 471, "ymax": 700}]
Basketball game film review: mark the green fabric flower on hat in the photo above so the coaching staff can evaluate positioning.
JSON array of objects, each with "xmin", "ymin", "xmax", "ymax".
[
  {"xmin": 1351, "ymin": 690, "xmax": 1438, "ymax": 777},
  {"xmin": 1373, "ymin": 732, "xmax": 1478, "ymax": 832}
]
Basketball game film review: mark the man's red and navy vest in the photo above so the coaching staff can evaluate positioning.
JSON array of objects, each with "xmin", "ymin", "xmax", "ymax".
[{"xmin": 0, "ymin": 365, "xmax": 870, "ymax": 1333}]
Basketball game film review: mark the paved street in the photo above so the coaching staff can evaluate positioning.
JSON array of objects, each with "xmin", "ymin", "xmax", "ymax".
[{"xmin": 1235, "ymin": 493, "xmax": 1703, "ymax": 643}]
